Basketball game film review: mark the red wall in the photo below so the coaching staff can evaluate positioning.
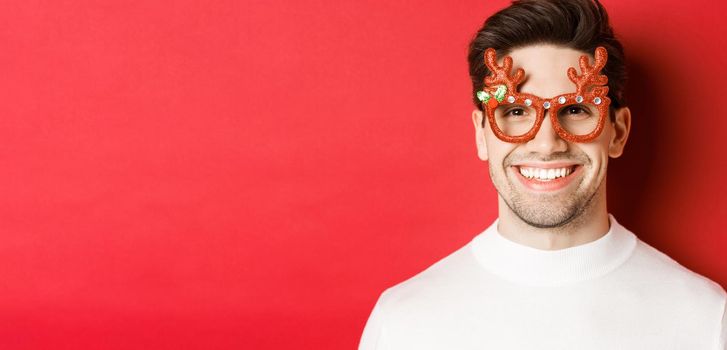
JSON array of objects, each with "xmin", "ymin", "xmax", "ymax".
[{"xmin": 0, "ymin": 0, "xmax": 725, "ymax": 348}]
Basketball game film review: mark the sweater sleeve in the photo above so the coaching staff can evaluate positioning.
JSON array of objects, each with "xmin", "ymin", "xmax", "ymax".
[{"xmin": 358, "ymin": 289, "xmax": 391, "ymax": 350}]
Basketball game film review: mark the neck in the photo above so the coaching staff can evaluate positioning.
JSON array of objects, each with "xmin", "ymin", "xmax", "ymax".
[{"xmin": 496, "ymin": 185, "xmax": 610, "ymax": 251}]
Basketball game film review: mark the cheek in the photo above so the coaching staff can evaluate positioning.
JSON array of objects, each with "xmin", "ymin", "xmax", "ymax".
[
  {"xmin": 581, "ymin": 124, "xmax": 613, "ymax": 163},
  {"xmin": 578, "ymin": 143, "xmax": 611, "ymax": 176},
  {"xmin": 484, "ymin": 138, "xmax": 517, "ymax": 167}
]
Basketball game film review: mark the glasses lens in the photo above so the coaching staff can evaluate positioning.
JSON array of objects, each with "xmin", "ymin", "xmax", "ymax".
[
  {"xmin": 493, "ymin": 104, "xmax": 538, "ymax": 137},
  {"xmin": 556, "ymin": 103, "xmax": 601, "ymax": 136}
]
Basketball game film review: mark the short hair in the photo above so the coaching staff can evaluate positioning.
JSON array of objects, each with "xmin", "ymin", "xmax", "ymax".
[{"xmin": 467, "ymin": 0, "xmax": 627, "ymax": 116}]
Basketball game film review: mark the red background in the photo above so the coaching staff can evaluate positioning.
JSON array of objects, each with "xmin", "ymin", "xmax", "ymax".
[{"xmin": 0, "ymin": 0, "xmax": 725, "ymax": 348}]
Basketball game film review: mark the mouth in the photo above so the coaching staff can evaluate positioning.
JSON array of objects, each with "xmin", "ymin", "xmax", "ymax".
[{"xmin": 511, "ymin": 163, "xmax": 583, "ymax": 192}]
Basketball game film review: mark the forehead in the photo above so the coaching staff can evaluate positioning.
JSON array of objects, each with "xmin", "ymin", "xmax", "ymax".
[{"xmin": 505, "ymin": 44, "xmax": 593, "ymax": 98}]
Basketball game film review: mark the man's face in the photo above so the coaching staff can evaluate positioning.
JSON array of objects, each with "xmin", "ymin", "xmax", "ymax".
[{"xmin": 473, "ymin": 44, "xmax": 628, "ymax": 228}]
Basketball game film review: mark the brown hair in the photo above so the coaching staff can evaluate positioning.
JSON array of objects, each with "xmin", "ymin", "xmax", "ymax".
[{"xmin": 467, "ymin": 0, "xmax": 627, "ymax": 115}]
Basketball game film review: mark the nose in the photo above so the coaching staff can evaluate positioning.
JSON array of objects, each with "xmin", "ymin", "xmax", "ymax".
[{"xmin": 526, "ymin": 111, "xmax": 568, "ymax": 153}]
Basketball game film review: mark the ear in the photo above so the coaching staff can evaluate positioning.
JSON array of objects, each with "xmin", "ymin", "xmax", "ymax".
[
  {"xmin": 608, "ymin": 107, "xmax": 631, "ymax": 158},
  {"xmin": 472, "ymin": 110, "xmax": 488, "ymax": 161}
]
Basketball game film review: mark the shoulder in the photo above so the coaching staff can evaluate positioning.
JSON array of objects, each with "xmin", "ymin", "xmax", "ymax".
[
  {"xmin": 629, "ymin": 237, "xmax": 726, "ymax": 305},
  {"xmin": 360, "ymin": 243, "xmax": 485, "ymax": 350},
  {"xmin": 626, "ymin": 237, "xmax": 727, "ymax": 346},
  {"xmin": 374, "ymin": 240, "xmax": 483, "ymax": 310}
]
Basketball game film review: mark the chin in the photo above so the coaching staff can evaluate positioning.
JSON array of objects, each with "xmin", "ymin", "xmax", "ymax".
[{"xmin": 513, "ymin": 206, "xmax": 582, "ymax": 228}]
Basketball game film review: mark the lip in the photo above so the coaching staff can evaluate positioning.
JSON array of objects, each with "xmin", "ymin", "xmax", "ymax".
[{"xmin": 511, "ymin": 164, "xmax": 583, "ymax": 192}]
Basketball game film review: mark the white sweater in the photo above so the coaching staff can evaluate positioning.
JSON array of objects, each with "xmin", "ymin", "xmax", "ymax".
[{"xmin": 359, "ymin": 214, "xmax": 727, "ymax": 349}]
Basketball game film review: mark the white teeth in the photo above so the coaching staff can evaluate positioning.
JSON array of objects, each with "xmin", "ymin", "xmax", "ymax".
[{"xmin": 518, "ymin": 166, "xmax": 574, "ymax": 181}]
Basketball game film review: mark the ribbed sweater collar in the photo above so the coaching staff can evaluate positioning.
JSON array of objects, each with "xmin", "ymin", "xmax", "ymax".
[{"xmin": 470, "ymin": 214, "xmax": 637, "ymax": 287}]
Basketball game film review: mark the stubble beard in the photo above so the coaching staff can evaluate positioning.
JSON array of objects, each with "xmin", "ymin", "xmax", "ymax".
[{"xmin": 489, "ymin": 156, "xmax": 603, "ymax": 230}]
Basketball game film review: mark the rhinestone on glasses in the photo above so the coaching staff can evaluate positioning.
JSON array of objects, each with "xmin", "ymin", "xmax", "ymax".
[
  {"xmin": 557, "ymin": 96, "xmax": 566, "ymax": 104},
  {"xmin": 575, "ymin": 95, "xmax": 584, "ymax": 103},
  {"xmin": 593, "ymin": 97, "xmax": 602, "ymax": 105},
  {"xmin": 524, "ymin": 99, "xmax": 532, "ymax": 106},
  {"xmin": 543, "ymin": 101, "xmax": 551, "ymax": 109},
  {"xmin": 507, "ymin": 95, "xmax": 515, "ymax": 103}
]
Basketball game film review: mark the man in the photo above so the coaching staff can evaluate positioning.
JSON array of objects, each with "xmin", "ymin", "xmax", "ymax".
[{"xmin": 359, "ymin": 0, "xmax": 727, "ymax": 349}]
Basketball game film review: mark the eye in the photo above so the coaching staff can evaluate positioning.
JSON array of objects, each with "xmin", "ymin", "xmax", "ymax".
[
  {"xmin": 504, "ymin": 107, "xmax": 527, "ymax": 117},
  {"xmin": 562, "ymin": 104, "xmax": 590, "ymax": 116},
  {"xmin": 558, "ymin": 104, "xmax": 594, "ymax": 120}
]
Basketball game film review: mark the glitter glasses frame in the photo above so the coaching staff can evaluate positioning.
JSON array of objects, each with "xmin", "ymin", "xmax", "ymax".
[{"xmin": 479, "ymin": 46, "xmax": 611, "ymax": 144}]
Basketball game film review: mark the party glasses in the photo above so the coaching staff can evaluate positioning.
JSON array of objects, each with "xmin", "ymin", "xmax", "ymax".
[{"xmin": 477, "ymin": 46, "xmax": 611, "ymax": 143}]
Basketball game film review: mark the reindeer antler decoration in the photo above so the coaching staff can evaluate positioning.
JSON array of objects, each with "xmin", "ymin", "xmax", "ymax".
[
  {"xmin": 484, "ymin": 48, "xmax": 525, "ymax": 93},
  {"xmin": 567, "ymin": 46, "xmax": 609, "ymax": 99},
  {"xmin": 477, "ymin": 48, "xmax": 525, "ymax": 109}
]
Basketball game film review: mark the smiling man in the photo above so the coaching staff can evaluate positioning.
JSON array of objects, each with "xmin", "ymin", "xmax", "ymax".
[{"xmin": 359, "ymin": 0, "xmax": 727, "ymax": 349}]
